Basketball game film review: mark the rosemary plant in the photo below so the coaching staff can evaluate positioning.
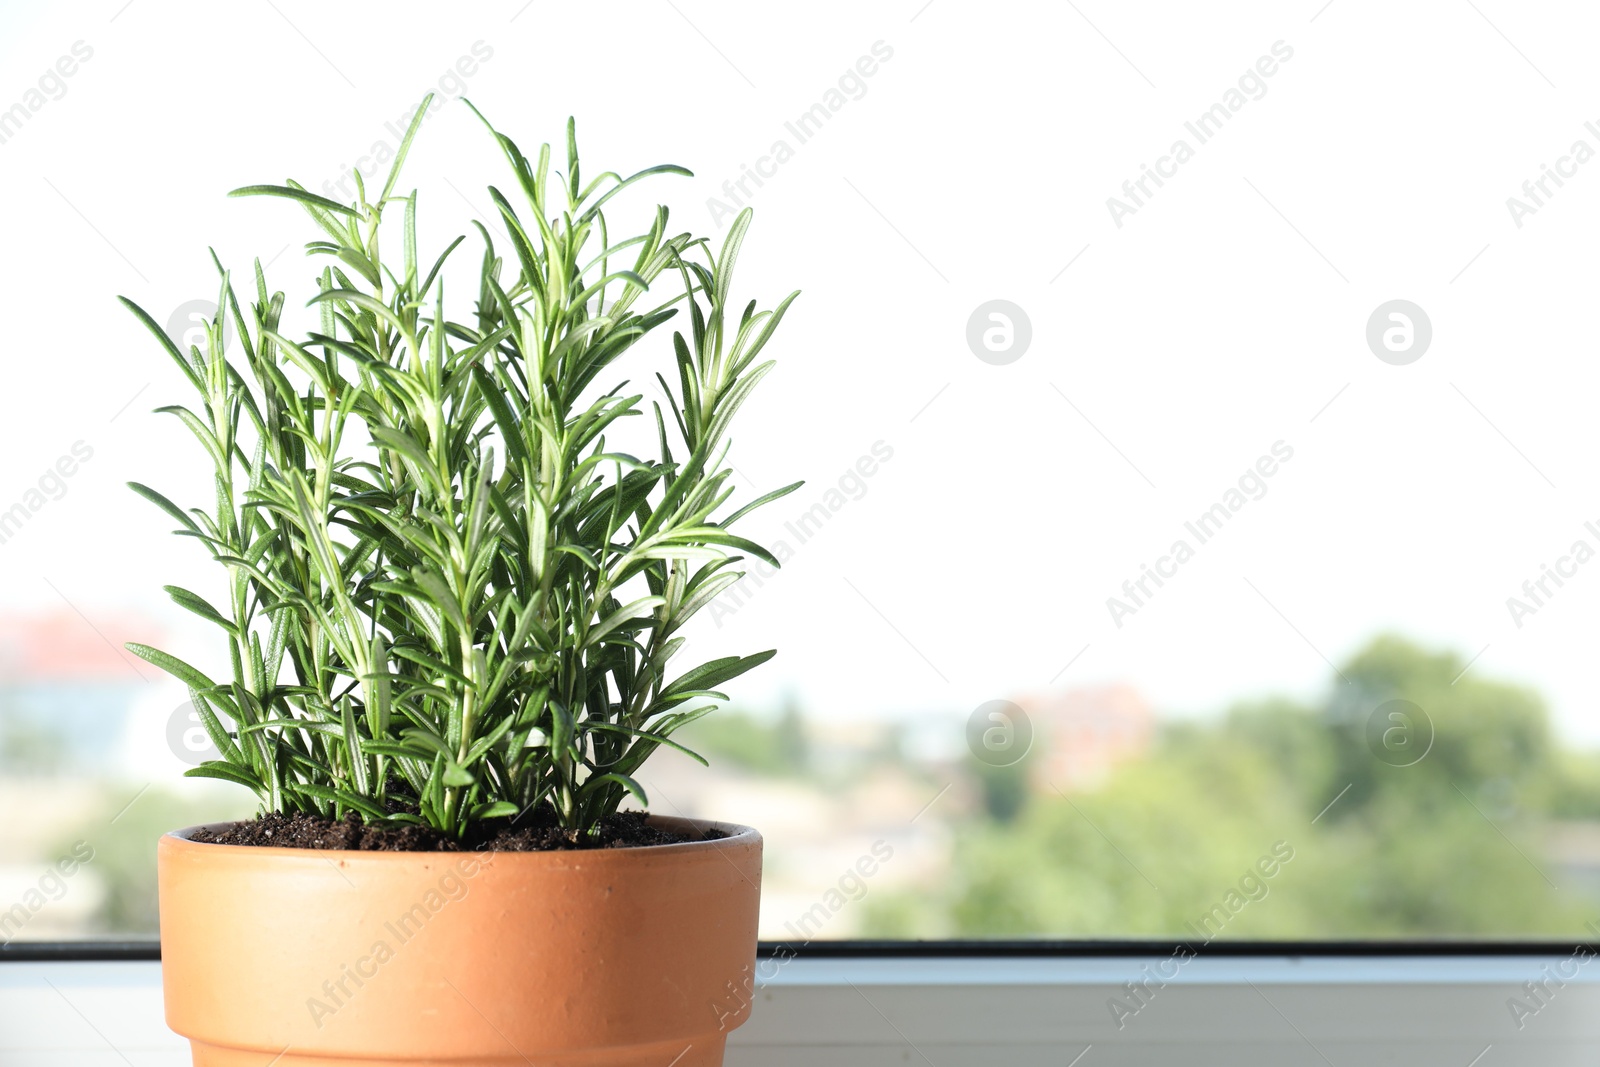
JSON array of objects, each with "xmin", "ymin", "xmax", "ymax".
[{"xmin": 122, "ymin": 98, "xmax": 799, "ymax": 838}]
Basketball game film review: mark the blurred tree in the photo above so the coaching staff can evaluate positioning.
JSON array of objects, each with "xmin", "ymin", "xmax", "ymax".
[
  {"xmin": 55, "ymin": 787, "xmax": 252, "ymax": 936},
  {"xmin": 866, "ymin": 634, "xmax": 1598, "ymax": 939},
  {"xmin": 1545, "ymin": 751, "xmax": 1600, "ymax": 819},
  {"xmin": 676, "ymin": 706, "xmax": 811, "ymax": 777},
  {"xmin": 971, "ymin": 755, "xmax": 1030, "ymax": 824}
]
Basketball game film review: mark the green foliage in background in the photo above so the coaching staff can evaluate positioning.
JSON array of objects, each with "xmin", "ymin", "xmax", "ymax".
[
  {"xmin": 58, "ymin": 789, "xmax": 255, "ymax": 935},
  {"xmin": 119, "ymin": 97, "xmax": 799, "ymax": 838},
  {"xmin": 970, "ymin": 757, "xmax": 1030, "ymax": 824},
  {"xmin": 868, "ymin": 636, "xmax": 1600, "ymax": 939},
  {"xmin": 675, "ymin": 704, "xmax": 810, "ymax": 778}
]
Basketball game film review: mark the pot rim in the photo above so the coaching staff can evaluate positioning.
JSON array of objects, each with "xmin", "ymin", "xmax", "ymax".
[{"xmin": 163, "ymin": 812, "xmax": 758, "ymax": 860}]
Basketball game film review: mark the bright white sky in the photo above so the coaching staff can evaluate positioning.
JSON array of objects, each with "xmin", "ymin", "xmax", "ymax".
[{"xmin": 4, "ymin": 0, "xmax": 1600, "ymax": 752}]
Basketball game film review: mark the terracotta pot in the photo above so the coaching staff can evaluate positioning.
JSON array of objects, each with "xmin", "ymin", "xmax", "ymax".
[{"xmin": 158, "ymin": 815, "xmax": 762, "ymax": 1066}]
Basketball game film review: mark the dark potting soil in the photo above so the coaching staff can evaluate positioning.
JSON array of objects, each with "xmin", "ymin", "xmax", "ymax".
[{"xmin": 188, "ymin": 809, "xmax": 726, "ymax": 852}]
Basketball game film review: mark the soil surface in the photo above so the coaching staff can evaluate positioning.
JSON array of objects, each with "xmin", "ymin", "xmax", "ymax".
[{"xmin": 188, "ymin": 809, "xmax": 726, "ymax": 852}]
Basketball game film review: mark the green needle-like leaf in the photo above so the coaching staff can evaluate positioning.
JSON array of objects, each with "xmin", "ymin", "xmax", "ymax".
[{"xmin": 124, "ymin": 104, "xmax": 796, "ymax": 838}]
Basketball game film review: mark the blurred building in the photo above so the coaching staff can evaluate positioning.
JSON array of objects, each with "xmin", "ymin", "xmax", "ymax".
[
  {"xmin": 1024, "ymin": 683, "xmax": 1155, "ymax": 792},
  {"xmin": 0, "ymin": 610, "xmax": 162, "ymax": 940},
  {"xmin": 1544, "ymin": 821, "xmax": 1600, "ymax": 900},
  {"xmin": 0, "ymin": 610, "xmax": 158, "ymax": 775},
  {"xmin": 637, "ymin": 715, "xmax": 952, "ymax": 940}
]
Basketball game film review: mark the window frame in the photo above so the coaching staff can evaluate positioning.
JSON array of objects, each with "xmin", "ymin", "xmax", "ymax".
[{"xmin": 5, "ymin": 941, "xmax": 1599, "ymax": 1065}]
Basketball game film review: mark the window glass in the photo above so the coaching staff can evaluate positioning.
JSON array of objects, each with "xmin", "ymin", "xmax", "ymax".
[{"xmin": 1, "ymin": 2, "xmax": 1594, "ymax": 944}]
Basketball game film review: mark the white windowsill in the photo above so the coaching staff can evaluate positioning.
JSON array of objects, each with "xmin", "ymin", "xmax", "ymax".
[{"xmin": 3, "ymin": 954, "xmax": 1598, "ymax": 1065}]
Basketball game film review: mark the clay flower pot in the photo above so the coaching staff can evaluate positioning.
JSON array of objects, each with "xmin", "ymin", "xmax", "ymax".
[{"xmin": 158, "ymin": 815, "xmax": 762, "ymax": 1066}]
